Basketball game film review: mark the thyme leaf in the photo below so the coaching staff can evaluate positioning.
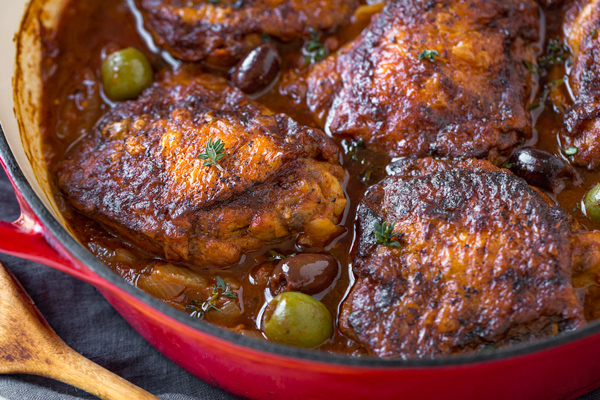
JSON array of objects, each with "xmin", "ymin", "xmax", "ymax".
[
  {"xmin": 303, "ymin": 28, "xmax": 328, "ymax": 65},
  {"xmin": 216, "ymin": 276, "xmax": 227, "ymax": 292},
  {"xmin": 185, "ymin": 298, "xmax": 220, "ymax": 319},
  {"xmin": 197, "ymin": 138, "xmax": 226, "ymax": 171},
  {"xmin": 527, "ymin": 78, "xmax": 565, "ymax": 113},
  {"xmin": 374, "ymin": 221, "xmax": 403, "ymax": 248},
  {"xmin": 419, "ymin": 49, "xmax": 439, "ymax": 63},
  {"xmin": 523, "ymin": 59, "xmax": 537, "ymax": 73},
  {"xmin": 538, "ymin": 38, "xmax": 571, "ymax": 69},
  {"xmin": 185, "ymin": 276, "xmax": 237, "ymax": 319},
  {"xmin": 547, "ymin": 78, "xmax": 565, "ymax": 88},
  {"xmin": 215, "ymin": 276, "xmax": 238, "ymax": 300}
]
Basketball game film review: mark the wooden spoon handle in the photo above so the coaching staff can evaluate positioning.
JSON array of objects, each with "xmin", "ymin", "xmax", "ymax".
[
  {"xmin": 0, "ymin": 263, "xmax": 160, "ymax": 400},
  {"xmin": 32, "ymin": 344, "xmax": 160, "ymax": 400}
]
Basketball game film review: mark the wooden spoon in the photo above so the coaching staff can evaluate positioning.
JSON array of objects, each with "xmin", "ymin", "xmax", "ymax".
[{"xmin": 0, "ymin": 262, "xmax": 160, "ymax": 399}]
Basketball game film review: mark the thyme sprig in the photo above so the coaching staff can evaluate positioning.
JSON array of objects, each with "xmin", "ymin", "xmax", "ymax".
[
  {"xmin": 216, "ymin": 276, "xmax": 238, "ymax": 299},
  {"xmin": 538, "ymin": 38, "xmax": 571, "ymax": 69},
  {"xmin": 303, "ymin": 28, "xmax": 328, "ymax": 65},
  {"xmin": 523, "ymin": 60, "xmax": 537, "ymax": 74},
  {"xmin": 197, "ymin": 138, "xmax": 226, "ymax": 171},
  {"xmin": 526, "ymin": 78, "xmax": 565, "ymax": 111},
  {"xmin": 185, "ymin": 298, "xmax": 220, "ymax": 319},
  {"xmin": 374, "ymin": 221, "xmax": 403, "ymax": 248},
  {"xmin": 419, "ymin": 49, "xmax": 439, "ymax": 63},
  {"xmin": 185, "ymin": 276, "xmax": 238, "ymax": 319}
]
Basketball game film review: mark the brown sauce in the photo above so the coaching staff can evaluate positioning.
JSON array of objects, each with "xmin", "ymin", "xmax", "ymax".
[{"xmin": 40, "ymin": 0, "xmax": 600, "ymax": 356}]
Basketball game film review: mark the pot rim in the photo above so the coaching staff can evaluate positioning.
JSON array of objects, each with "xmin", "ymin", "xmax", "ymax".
[{"xmin": 2, "ymin": 126, "xmax": 600, "ymax": 369}]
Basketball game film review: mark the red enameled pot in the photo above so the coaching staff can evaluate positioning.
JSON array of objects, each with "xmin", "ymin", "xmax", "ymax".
[{"xmin": 2, "ymin": 1, "xmax": 600, "ymax": 399}]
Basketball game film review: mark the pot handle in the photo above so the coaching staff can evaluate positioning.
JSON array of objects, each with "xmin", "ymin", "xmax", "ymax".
[{"xmin": 0, "ymin": 199, "xmax": 98, "ymax": 284}]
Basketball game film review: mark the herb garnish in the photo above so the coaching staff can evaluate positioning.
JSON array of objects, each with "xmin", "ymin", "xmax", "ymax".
[
  {"xmin": 266, "ymin": 250, "xmax": 287, "ymax": 262},
  {"xmin": 538, "ymin": 38, "xmax": 570, "ymax": 69},
  {"xmin": 522, "ymin": 60, "xmax": 537, "ymax": 74},
  {"xmin": 303, "ymin": 28, "xmax": 328, "ymax": 65},
  {"xmin": 563, "ymin": 147, "xmax": 578, "ymax": 156},
  {"xmin": 527, "ymin": 78, "xmax": 565, "ymax": 112},
  {"xmin": 216, "ymin": 276, "xmax": 238, "ymax": 299},
  {"xmin": 185, "ymin": 276, "xmax": 238, "ymax": 319},
  {"xmin": 344, "ymin": 139, "xmax": 365, "ymax": 161},
  {"xmin": 547, "ymin": 78, "xmax": 565, "ymax": 88},
  {"xmin": 419, "ymin": 49, "xmax": 439, "ymax": 63},
  {"xmin": 360, "ymin": 169, "xmax": 373, "ymax": 182},
  {"xmin": 197, "ymin": 138, "xmax": 226, "ymax": 171},
  {"xmin": 185, "ymin": 299, "xmax": 220, "ymax": 319},
  {"xmin": 374, "ymin": 221, "xmax": 403, "ymax": 248}
]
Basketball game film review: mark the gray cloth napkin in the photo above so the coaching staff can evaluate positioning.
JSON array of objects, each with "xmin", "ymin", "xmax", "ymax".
[{"xmin": 0, "ymin": 166, "xmax": 599, "ymax": 400}]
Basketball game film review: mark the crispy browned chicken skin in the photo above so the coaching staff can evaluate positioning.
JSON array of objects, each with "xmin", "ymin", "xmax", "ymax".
[
  {"xmin": 139, "ymin": 0, "xmax": 359, "ymax": 64},
  {"xmin": 281, "ymin": 0, "xmax": 539, "ymax": 161},
  {"xmin": 340, "ymin": 158, "xmax": 586, "ymax": 358},
  {"xmin": 563, "ymin": 0, "xmax": 600, "ymax": 169},
  {"xmin": 57, "ymin": 72, "xmax": 347, "ymax": 267}
]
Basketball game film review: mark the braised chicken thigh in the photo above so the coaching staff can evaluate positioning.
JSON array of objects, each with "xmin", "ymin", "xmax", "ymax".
[
  {"xmin": 57, "ymin": 72, "xmax": 347, "ymax": 267},
  {"xmin": 139, "ymin": 0, "xmax": 359, "ymax": 65},
  {"xmin": 340, "ymin": 158, "xmax": 588, "ymax": 358},
  {"xmin": 563, "ymin": 0, "xmax": 600, "ymax": 169},
  {"xmin": 281, "ymin": 0, "xmax": 540, "ymax": 161}
]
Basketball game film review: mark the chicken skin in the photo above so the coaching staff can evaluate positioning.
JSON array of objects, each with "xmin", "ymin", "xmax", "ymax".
[
  {"xmin": 281, "ymin": 0, "xmax": 540, "ymax": 161},
  {"xmin": 340, "ymin": 158, "xmax": 587, "ymax": 358},
  {"xmin": 57, "ymin": 71, "xmax": 347, "ymax": 268},
  {"xmin": 562, "ymin": 0, "xmax": 600, "ymax": 169},
  {"xmin": 139, "ymin": 0, "xmax": 359, "ymax": 65}
]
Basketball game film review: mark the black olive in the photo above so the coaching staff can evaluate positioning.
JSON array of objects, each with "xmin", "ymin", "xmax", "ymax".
[
  {"xmin": 270, "ymin": 254, "xmax": 339, "ymax": 296},
  {"xmin": 232, "ymin": 43, "xmax": 281, "ymax": 94},
  {"xmin": 508, "ymin": 147, "xmax": 576, "ymax": 193}
]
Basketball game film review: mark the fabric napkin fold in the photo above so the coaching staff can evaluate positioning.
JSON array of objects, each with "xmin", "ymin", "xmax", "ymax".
[{"xmin": 0, "ymin": 166, "xmax": 599, "ymax": 400}]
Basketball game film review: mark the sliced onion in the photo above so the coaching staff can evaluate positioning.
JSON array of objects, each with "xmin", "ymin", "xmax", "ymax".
[
  {"xmin": 206, "ymin": 301, "xmax": 242, "ymax": 325},
  {"xmin": 137, "ymin": 263, "xmax": 208, "ymax": 300},
  {"xmin": 114, "ymin": 248, "xmax": 137, "ymax": 264},
  {"xmin": 138, "ymin": 274, "xmax": 186, "ymax": 300}
]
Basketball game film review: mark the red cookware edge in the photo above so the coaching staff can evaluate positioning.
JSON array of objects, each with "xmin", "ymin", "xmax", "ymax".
[{"xmin": 3, "ymin": 139, "xmax": 600, "ymax": 399}]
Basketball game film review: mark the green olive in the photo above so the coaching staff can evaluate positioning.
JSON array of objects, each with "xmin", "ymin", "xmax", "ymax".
[
  {"xmin": 262, "ymin": 292, "xmax": 333, "ymax": 348},
  {"xmin": 101, "ymin": 47, "xmax": 153, "ymax": 101},
  {"xmin": 584, "ymin": 183, "xmax": 600, "ymax": 222}
]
